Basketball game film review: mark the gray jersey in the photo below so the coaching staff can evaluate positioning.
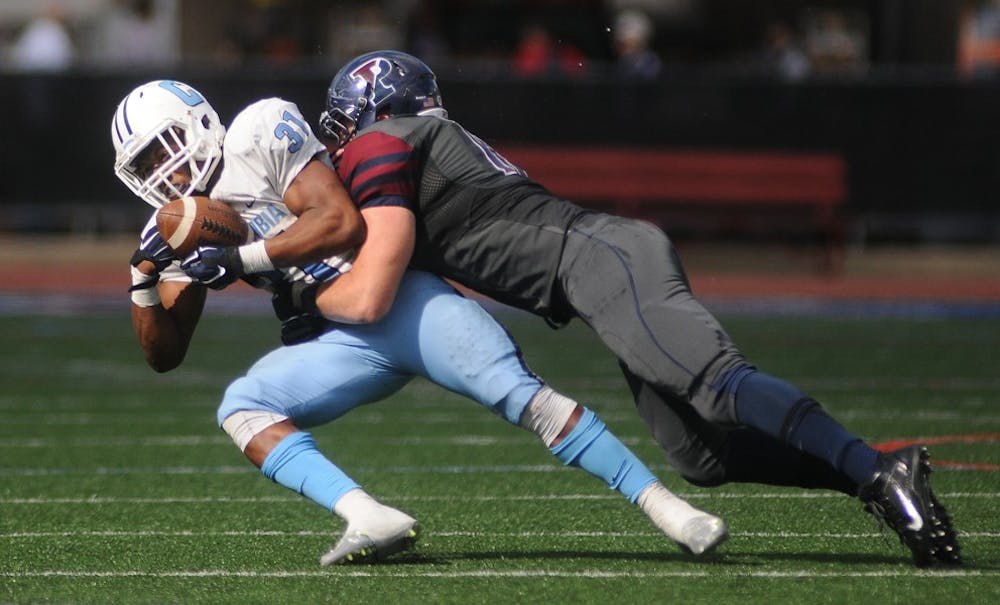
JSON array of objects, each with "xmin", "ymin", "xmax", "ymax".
[
  {"xmin": 338, "ymin": 114, "xmax": 753, "ymax": 482},
  {"xmin": 336, "ymin": 115, "xmax": 589, "ymax": 322}
]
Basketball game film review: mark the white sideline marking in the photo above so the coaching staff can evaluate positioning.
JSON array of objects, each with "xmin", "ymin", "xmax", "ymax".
[
  {"xmin": 2, "ymin": 492, "xmax": 997, "ymax": 505},
  {"xmin": 0, "ymin": 569, "xmax": 994, "ymax": 579}
]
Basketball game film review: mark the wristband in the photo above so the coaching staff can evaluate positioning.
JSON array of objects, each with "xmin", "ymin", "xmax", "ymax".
[
  {"xmin": 129, "ymin": 265, "xmax": 161, "ymax": 307},
  {"xmin": 238, "ymin": 240, "xmax": 275, "ymax": 273}
]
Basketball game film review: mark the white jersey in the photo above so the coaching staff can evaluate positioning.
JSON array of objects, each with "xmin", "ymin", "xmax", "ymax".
[{"xmin": 154, "ymin": 97, "xmax": 353, "ymax": 286}]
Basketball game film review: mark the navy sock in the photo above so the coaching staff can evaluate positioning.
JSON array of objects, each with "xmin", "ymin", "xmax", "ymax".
[
  {"xmin": 723, "ymin": 428, "xmax": 858, "ymax": 494},
  {"xmin": 734, "ymin": 370, "xmax": 879, "ymax": 486}
]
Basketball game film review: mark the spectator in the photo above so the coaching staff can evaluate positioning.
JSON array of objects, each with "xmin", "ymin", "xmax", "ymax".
[
  {"xmin": 758, "ymin": 20, "xmax": 811, "ymax": 81},
  {"xmin": 329, "ymin": 3, "xmax": 403, "ymax": 63},
  {"xmin": 612, "ymin": 9, "xmax": 661, "ymax": 79},
  {"xmin": 512, "ymin": 21, "xmax": 586, "ymax": 78},
  {"xmin": 406, "ymin": 2, "xmax": 451, "ymax": 68},
  {"xmin": 959, "ymin": 0, "xmax": 1000, "ymax": 77},
  {"xmin": 89, "ymin": 0, "xmax": 178, "ymax": 68},
  {"xmin": 805, "ymin": 9, "xmax": 866, "ymax": 74},
  {"xmin": 10, "ymin": 5, "xmax": 74, "ymax": 72}
]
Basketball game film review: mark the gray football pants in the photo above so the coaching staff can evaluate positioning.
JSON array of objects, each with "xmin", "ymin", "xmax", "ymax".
[
  {"xmin": 559, "ymin": 213, "xmax": 747, "ymax": 423},
  {"xmin": 557, "ymin": 213, "xmax": 853, "ymax": 491}
]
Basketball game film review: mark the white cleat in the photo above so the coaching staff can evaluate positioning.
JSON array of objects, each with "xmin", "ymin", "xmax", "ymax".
[
  {"xmin": 637, "ymin": 482, "xmax": 728, "ymax": 556},
  {"xmin": 677, "ymin": 514, "xmax": 729, "ymax": 556},
  {"xmin": 319, "ymin": 508, "xmax": 420, "ymax": 566}
]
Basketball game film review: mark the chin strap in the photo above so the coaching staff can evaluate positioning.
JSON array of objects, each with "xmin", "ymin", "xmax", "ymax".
[{"xmin": 354, "ymin": 83, "xmax": 378, "ymax": 131}]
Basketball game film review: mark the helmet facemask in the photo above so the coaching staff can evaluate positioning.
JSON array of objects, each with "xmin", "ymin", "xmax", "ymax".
[
  {"xmin": 116, "ymin": 115, "xmax": 221, "ymax": 208},
  {"xmin": 318, "ymin": 83, "xmax": 374, "ymax": 151}
]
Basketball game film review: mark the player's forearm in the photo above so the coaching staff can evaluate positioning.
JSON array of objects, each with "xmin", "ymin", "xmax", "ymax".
[
  {"xmin": 314, "ymin": 273, "xmax": 395, "ymax": 324},
  {"xmin": 130, "ymin": 281, "xmax": 205, "ymax": 372},
  {"xmin": 131, "ymin": 305, "xmax": 191, "ymax": 372},
  {"xmin": 263, "ymin": 204, "xmax": 366, "ymax": 268},
  {"xmin": 274, "ymin": 159, "xmax": 367, "ymax": 267}
]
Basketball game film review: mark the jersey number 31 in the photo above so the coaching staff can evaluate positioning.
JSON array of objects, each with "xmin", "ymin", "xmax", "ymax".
[{"xmin": 274, "ymin": 111, "xmax": 308, "ymax": 154}]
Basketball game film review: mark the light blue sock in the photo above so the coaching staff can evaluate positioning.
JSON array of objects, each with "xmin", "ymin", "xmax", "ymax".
[
  {"xmin": 260, "ymin": 431, "xmax": 359, "ymax": 512},
  {"xmin": 550, "ymin": 408, "xmax": 657, "ymax": 503}
]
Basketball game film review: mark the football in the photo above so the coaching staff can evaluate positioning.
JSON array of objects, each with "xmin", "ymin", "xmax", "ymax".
[{"xmin": 156, "ymin": 196, "xmax": 250, "ymax": 257}]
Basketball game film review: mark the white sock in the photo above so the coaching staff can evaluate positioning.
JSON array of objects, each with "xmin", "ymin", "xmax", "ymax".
[
  {"xmin": 332, "ymin": 489, "xmax": 381, "ymax": 524},
  {"xmin": 636, "ymin": 482, "xmax": 708, "ymax": 541},
  {"xmin": 332, "ymin": 488, "xmax": 415, "ymax": 536}
]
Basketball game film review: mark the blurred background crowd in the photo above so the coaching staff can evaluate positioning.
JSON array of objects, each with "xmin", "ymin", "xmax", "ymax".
[
  {"xmin": 1, "ymin": 0, "xmax": 999, "ymax": 249},
  {"xmin": 4, "ymin": 0, "xmax": 1000, "ymax": 79}
]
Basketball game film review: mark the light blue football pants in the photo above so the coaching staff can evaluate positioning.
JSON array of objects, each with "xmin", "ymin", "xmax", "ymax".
[
  {"xmin": 217, "ymin": 270, "xmax": 542, "ymax": 431},
  {"xmin": 218, "ymin": 270, "xmax": 657, "ymax": 513}
]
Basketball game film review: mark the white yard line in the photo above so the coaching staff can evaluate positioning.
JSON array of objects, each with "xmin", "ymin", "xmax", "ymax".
[
  {"xmin": 0, "ymin": 569, "xmax": 995, "ymax": 579},
  {"xmin": 2, "ymin": 492, "xmax": 997, "ymax": 504},
  {"xmin": 2, "ymin": 529, "xmax": 998, "ymax": 539},
  {"xmin": 2, "ymin": 463, "xmax": 997, "ymax": 476},
  {"xmin": 0, "ymin": 435, "xmax": 529, "ymax": 448}
]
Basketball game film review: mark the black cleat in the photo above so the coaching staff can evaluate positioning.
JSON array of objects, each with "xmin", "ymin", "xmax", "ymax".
[
  {"xmin": 927, "ymin": 488, "xmax": 962, "ymax": 565},
  {"xmin": 858, "ymin": 445, "xmax": 961, "ymax": 567}
]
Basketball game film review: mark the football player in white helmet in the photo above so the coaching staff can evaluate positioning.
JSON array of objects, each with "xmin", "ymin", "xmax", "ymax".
[
  {"xmin": 112, "ymin": 80, "xmax": 226, "ymax": 209},
  {"xmin": 113, "ymin": 80, "xmax": 729, "ymax": 566}
]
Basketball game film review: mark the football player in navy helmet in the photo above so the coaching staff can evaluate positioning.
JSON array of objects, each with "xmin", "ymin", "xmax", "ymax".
[{"xmin": 313, "ymin": 50, "xmax": 961, "ymax": 567}]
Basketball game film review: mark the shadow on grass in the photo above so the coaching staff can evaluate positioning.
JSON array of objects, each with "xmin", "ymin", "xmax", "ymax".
[
  {"xmin": 366, "ymin": 549, "xmax": 997, "ymax": 570},
  {"xmin": 376, "ymin": 549, "xmax": 736, "ymax": 566}
]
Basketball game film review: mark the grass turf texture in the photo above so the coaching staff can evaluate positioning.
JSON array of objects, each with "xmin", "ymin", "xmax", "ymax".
[{"xmin": 1, "ymin": 311, "xmax": 998, "ymax": 604}]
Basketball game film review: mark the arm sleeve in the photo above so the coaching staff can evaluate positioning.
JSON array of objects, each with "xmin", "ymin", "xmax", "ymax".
[{"xmin": 337, "ymin": 131, "xmax": 419, "ymax": 212}]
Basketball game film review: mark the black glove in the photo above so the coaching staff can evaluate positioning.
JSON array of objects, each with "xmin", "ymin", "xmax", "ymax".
[
  {"xmin": 181, "ymin": 245, "xmax": 244, "ymax": 290},
  {"xmin": 271, "ymin": 280, "xmax": 325, "ymax": 345},
  {"xmin": 130, "ymin": 223, "xmax": 177, "ymax": 272},
  {"xmin": 129, "ymin": 223, "xmax": 177, "ymax": 293},
  {"xmin": 271, "ymin": 280, "xmax": 319, "ymax": 321}
]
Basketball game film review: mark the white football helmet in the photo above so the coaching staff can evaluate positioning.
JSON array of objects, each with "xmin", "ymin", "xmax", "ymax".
[{"xmin": 111, "ymin": 80, "xmax": 226, "ymax": 208}]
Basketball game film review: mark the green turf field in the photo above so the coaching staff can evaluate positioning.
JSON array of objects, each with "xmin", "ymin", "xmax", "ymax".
[{"xmin": 2, "ymin": 311, "xmax": 998, "ymax": 604}]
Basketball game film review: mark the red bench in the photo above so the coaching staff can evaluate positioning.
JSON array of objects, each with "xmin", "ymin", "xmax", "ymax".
[{"xmin": 496, "ymin": 146, "xmax": 848, "ymax": 273}]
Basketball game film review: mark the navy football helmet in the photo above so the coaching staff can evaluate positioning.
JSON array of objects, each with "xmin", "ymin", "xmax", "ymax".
[{"xmin": 318, "ymin": 50, "xmax": 446, "ymax": 149}]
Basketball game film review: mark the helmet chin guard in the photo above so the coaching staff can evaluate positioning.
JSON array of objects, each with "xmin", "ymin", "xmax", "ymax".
[{"xmin": 111, "ymin": 80, "xmax": 225, "ymax": 208}]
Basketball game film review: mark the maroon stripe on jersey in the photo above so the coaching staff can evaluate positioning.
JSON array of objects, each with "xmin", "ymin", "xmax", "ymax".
[{"xmin": 338, "ymin": 132, "xmax": 419, "ymax": 210}]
